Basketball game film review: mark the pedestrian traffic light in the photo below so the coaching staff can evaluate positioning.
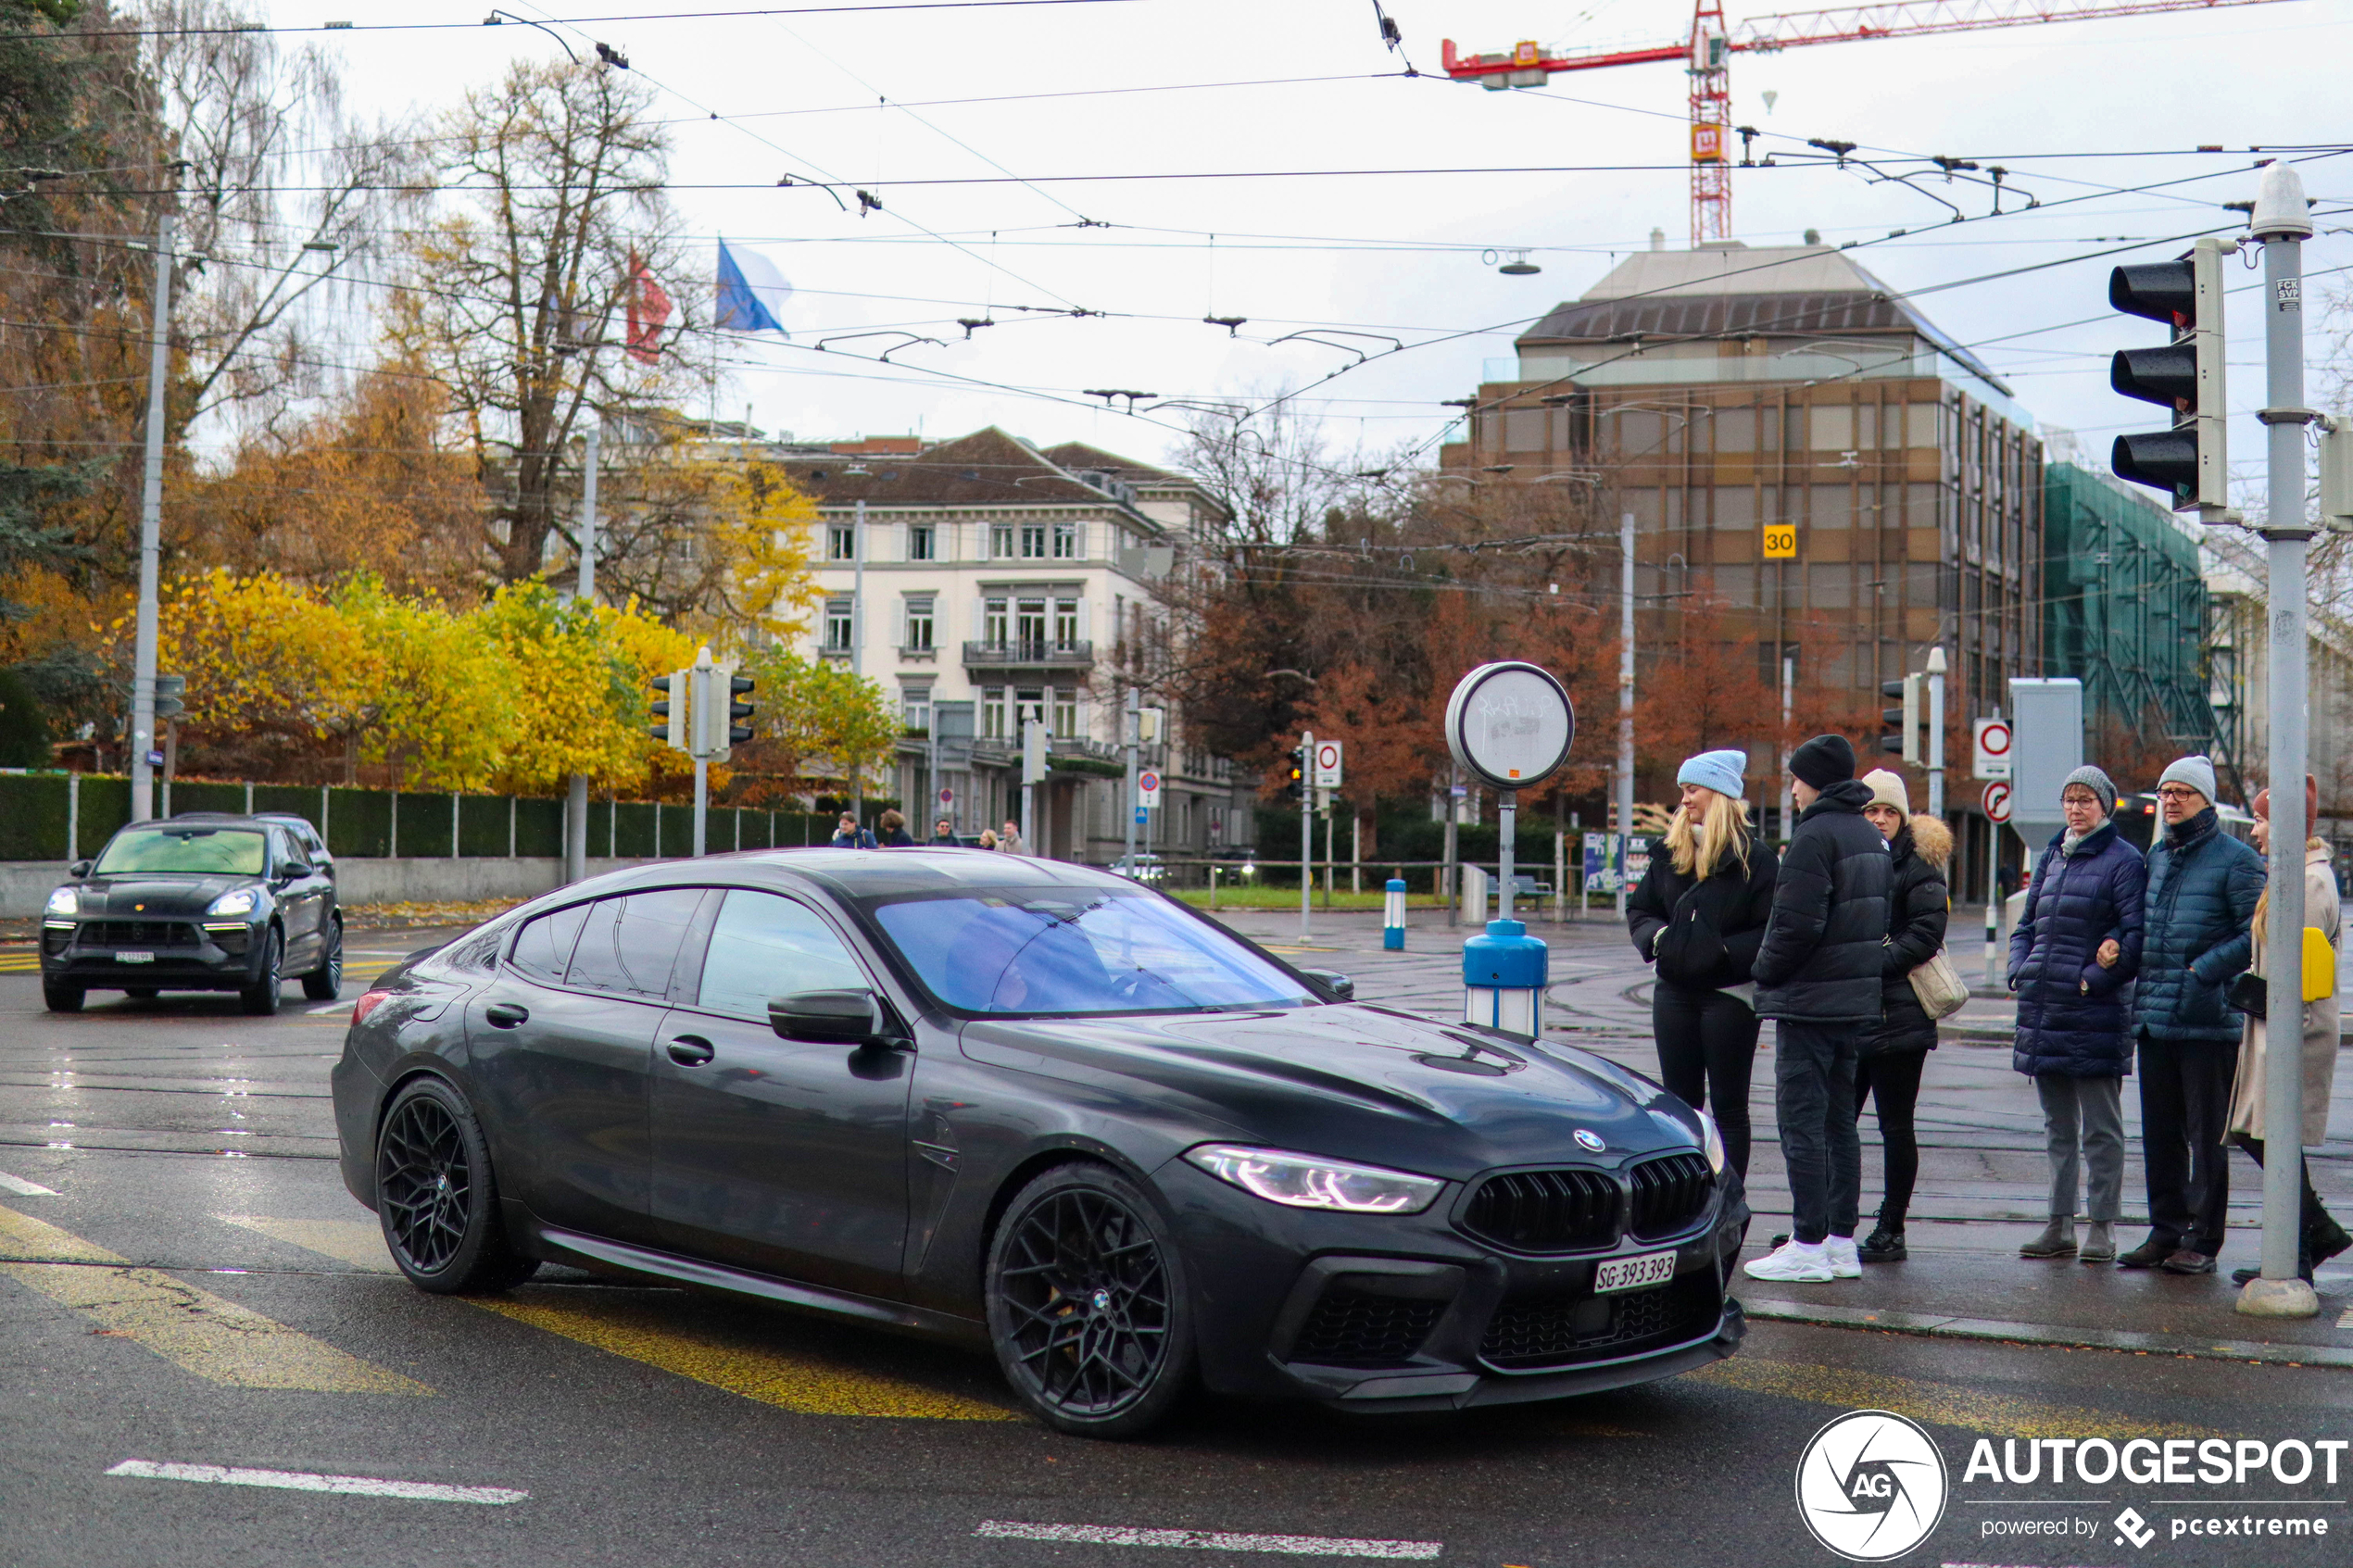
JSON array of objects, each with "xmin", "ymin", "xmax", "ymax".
[
  {"xmin": 2110, "ymin": 236, "xmax": 2229, "ymax": 515},
  {"xmin": 725, "ymin": 673, "xmax": 754, "ymax": 746},
  {"xmin": 1878, "ymin": 674, "xmax": 1921, "ymax": 761},
  {"xmin": 648, "ymin": 671, "xmax": 685, "ymax": 750},
  {"xmin": 1284, "ymin": 745, "xmax": 1305, "ymax": 800}
]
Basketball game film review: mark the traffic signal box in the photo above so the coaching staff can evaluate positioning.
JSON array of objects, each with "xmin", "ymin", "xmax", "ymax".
[
  {"xmin": 648, "ymin": 672, "xmax": 685, "ymax": 749},
  {"xmin": 1879, "ymin": 674, "xmax": 1923, "ymax": 762},
  {"xmin": 1284, "ymin": 746, "xmax": 1306, "ymax": 800},
  {"xmin": 2110, "ymin": 236, "xmax": 2229, "ymax": 515}
]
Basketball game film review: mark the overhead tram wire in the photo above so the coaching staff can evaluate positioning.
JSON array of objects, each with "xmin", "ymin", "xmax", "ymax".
[{"xmin": 0, "ymin": 0, "xmax": 1145, "ymax": 42}]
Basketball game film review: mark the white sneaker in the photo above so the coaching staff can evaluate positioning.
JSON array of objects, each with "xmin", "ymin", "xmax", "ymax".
[
  {"xmin": 1743, "ymin": 1238, "xmax": 1835, "ymax": 1282},
  {"xmin": 1825, "ymin": 1236, "xmax": 1862, "ymax": 1278}
]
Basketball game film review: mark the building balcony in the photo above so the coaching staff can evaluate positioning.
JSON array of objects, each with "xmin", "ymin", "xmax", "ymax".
[{"xmin": 961, "ymin": 639, "xmax": 1093, "ymax": 671}]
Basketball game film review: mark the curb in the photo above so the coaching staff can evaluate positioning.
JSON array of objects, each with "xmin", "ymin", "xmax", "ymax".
[{"xmin": 1736, "ymin": 1295, "xmax": 2353, "ymax": 1368}]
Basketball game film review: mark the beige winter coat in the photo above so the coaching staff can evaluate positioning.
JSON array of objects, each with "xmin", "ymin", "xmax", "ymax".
[{"xmin": 2227, "ymin": 841, "xmax": 2341, "ymax": 1148}]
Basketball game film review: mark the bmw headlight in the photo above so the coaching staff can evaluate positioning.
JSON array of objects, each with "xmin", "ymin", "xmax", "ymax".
[
  {"xmin": 44, "ymin": 886, "xmax": 77, "ymax": 917},
  {"xmin": 1182, "ymin": 1145, "xmax": 1443, "ymax": 1214},
  {"xmin": 1696, "ymin": 1110, "xmax": 1727, "ymax": 1175},
  {"xmin": 206, "ymin": 888, "xmax": 258, "ymax": 918}
]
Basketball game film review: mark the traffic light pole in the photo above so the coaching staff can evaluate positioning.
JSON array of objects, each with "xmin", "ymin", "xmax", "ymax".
[
  {"xmin": 1925, "ymin": 646, "xmax": 1946, "ymax": 819},
  {"xmin": 1123, "ymin": 686, "xmax": 1139, "ymax": 871},
  {"xmin": 130, "ymin": 205, "xmax": 173, "ymax": 824},
  {"xmin": 1299, "ymin": 728, "xmax": 1313, "ymax": 941},
  {"xmin": 1616, "ymin": 509, "xmax": 1635, "ymax": 921},
  {"xmin": 2245, "ymin": 164, "xmax": 2318, "ymax": 1318},
  {"xmin": 567, "ymin": 420, "xmax": 600, "ymax": 884}
]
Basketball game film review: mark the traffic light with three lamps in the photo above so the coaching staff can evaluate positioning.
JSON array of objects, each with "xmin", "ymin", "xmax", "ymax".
[
  {"xmin": 648, "ymin": 671, "xmax": 685, "ymax": 750},
  {"xmin": 2110, "ymin": 236, "xmax": 2230, "ymax": 515},
  {"xmin": 1284, "ymin": 745, "xmax": 1306, "ymax": 800},
  {"xmin": 1878, "ymin": 675, "xmax": 1922, "ymax": 762}
]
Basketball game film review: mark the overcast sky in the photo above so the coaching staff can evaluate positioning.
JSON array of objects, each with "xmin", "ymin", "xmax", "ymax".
[{"xmin": 282, "ymin": 0, "xmax": 2351, "ymax": 490}]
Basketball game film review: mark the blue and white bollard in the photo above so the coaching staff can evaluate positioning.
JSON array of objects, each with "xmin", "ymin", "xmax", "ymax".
[
  {"xmin": 1382, "ymin": 878, "xmax": 1407, "ymax": 950},
  {"xmin": 1464, "ymin": 918, "xmax": 1547, "ymax": 1037}
]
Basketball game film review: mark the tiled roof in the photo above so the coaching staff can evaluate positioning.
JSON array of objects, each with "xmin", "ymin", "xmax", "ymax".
[
  {"xmin": 1520, "ymin": 291, "xmax": 1915, "ymax": 343},
  {"xmin": 783, "ymin": 427, "xmax": 1115, "ymax": 508},
  {"xmin": 1038, "ymin": 441, "xmax": 1181, "ymax": 485}
]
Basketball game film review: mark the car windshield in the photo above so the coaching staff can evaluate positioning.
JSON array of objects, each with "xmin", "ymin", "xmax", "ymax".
[
  {"xmin": 865, "ymin": 889, "xmax": 1316, "ymax": 1016},
  {"xmin": 93, "ymin": 826, "xmax": 267, "ymax": 876}
]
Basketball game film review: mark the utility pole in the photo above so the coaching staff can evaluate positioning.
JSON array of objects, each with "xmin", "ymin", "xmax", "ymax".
[
  {"xmin": 691, "ymin": 650, "xmax": 713, "ymax": 858},
  {"xmin": 1299, "ymin": 728, "xmax": 1313, "ymax": 941},
  {"xmin": 129, "ymin": 205, "xmax": 173, "ymax": 823},
  {"xmin": 567, "ymin": 419, "xmax": 600, "ymax": 884},
  {"xmin": 1616, "ymin": 509, "xmax": 1635, "ymax": 919},
  {"xmin": 850, "ymin": 497, "xmax": 865, "ymax": 832},
  {"xmin": 2245, "ymin": 163, "xmax": 2318, "ymax": 1318},
  {"xmin": 1925, "ymin": 644, "xmax": 1947, "ymax": 819},
  {"xmin": 1123, "ymin": 685, "xmax": 1139, "ymax": 870},
  {"xmin": 1779, "ymin": 649, "xmax": 1795, "ymax": 843}
]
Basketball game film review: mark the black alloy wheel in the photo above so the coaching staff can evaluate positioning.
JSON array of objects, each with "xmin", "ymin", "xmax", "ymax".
[
  {"xmin": 985, "ymin": 1163, "xmax": 1193, "ymax": 1437},
  {"xmin": 301, "ymin": 919, "xmax": 343, "ymax": 1001},
  {"xmin": 239, "ymin": 927, "xmax": 283, "ymax": 1016},
  {"xmin": 373, "ymin": 1076, "xmax": 537, "ymax": 1294},
  {"xmin": 41, "ymin": 981, "xmax": 82, "ymax": 1014}
]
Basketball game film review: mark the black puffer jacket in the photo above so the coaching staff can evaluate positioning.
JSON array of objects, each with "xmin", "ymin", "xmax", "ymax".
[
  {"xmin": 1753, "ymin": 778, "xmax": 1894, "ymax": 1023},
  {"xmin": 1863, "ymin": 815, "xmax": 1953, "ymax": 1057},
  {"xmin": 1627, "ymin": 833, "xmax": 1780, "ymax": 990}
]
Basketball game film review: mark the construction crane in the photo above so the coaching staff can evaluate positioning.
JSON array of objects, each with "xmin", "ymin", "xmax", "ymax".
[{"xmin": 1442, "ymin": 0, "xmax": 2296, "ymax": 245}]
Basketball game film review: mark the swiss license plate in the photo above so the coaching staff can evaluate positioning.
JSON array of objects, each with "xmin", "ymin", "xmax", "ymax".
[
  {"xmin": 1594, "ymin": 1248, "xmax": 1678, "ymax": 1295},
  {"xmin": 114, "ymin": 950, "xmax": 155, "ymax": 964}
]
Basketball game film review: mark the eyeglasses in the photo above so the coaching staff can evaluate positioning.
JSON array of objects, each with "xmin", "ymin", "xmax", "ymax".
[{"xmin": 2156, "ymin": 786, "xmax": 2201, "ymax": 801}]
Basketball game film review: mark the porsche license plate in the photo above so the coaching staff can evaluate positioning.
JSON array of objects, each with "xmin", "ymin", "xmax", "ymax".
[
  {"xmin": 115, "ymin": 950, "xmax": 155, "ymax": 964},
  {"xmin": 1594, "ymin": 1248, "xmax": 1678, "ymax": 1295}
]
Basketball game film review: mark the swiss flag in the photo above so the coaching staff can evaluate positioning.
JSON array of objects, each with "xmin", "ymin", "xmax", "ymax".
[{"xmin": 624, "ymin": 253, "xmax": 672, "ymax": 363}]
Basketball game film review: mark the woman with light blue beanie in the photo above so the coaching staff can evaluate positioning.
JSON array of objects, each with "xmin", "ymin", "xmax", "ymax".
[{"xmin": 1627, "ymin": 747, "xmax": 1780, "ymax": 1178}]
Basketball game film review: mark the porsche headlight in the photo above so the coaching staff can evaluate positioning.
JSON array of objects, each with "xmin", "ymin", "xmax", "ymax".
[
  {"xmin": 206, "ymin": 888, "xmax": 258, "ymax": 918},
  {"xmin": 44, "ymin": 886, "xmax": 77, "ymax": 917},
  {"xmin": 1183, "ymin": 1145, "xmax": 1443, "ymax": 1214},
  {"xmin": 1696, "ymin": 1110, "xmax": 1728, "ymax": 1175}
]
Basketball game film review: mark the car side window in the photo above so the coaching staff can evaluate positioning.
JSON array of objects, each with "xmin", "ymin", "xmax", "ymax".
[
  {"xmin": 510, "ymin": 903, "xmax": 590, "ymax": 984},
  {"xmin": 566, "ymin": 888, "xmax": 705, "ymax": 999},
  {"xmin": 697, "ymin": 890, "xmax": 867, "ymax": 1020}
]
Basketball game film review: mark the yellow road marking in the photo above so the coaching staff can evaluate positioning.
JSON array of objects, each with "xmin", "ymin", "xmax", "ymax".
[
  {"xmin": 240, "ymin": 1214, "xmax": 1016, "ymax": 1421},
  {"xmin": 1691, "ymin": 1356, "xmax": 2212, "ymax": 1439},
  {"xmin": 0, "ymin": 1205, "xmax": 428, "ymax": 1394}
]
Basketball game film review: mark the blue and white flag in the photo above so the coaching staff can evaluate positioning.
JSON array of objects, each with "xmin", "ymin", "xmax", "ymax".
[{"xmin": 715, "ymin": 238, "xmax": 792, "ymax": 333}]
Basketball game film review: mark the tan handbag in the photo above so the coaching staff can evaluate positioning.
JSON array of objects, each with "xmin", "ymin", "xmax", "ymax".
[{"xmin": 1907, "ymin": 947, "xmax": 1969, "ymax": 1020}]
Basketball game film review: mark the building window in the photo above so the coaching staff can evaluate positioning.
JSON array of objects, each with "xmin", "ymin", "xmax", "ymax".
[
  {"xmin": 827, "ymin": 524, "xmax": 856, "ymax": 561},
  {"xmin": 1053, "ymin": 597, "xmax": 1079, "ymax": 649},
  {"xmin": 824, "ymin": 598, "xmax": 854, "ymax": 651},
  {"xmin": 903, "ymin": 596, "xmax": 934, "ymax": 652},
  {"xmin": 1052, "ymin": 521, "xmax": 1078, "ymax": 558},
  {"xmin": 908, "ymin": 524, "xmax": 935, "ymax": 561},
  {"xmin": 990, "ymin": 522, "xmax": 1013, "ymax": 558},
  {"xmin": 1014, "ymin": 686, "xmax": 1047, "ymax": 732},
  {"xmin": 982, "ymin": 686, "xmax": 1007, "ymax": 739},
  {"xmin": 1020, "ymin": 523, "xmax": 1048, "ymax": 558},
  {"xmin": 1016, "ymin": 597, "xmax": 1048, "ymax": 655},
  {"xmin": 1053, "ymin": 687, "xmax": 1077, "ymax": 737},
  {"xmin": 984, "ymin": 596, "xmax": 1008, "ymax": 647},
  {"xmin": 902, "ymin": 685, "xmax": 932, "ymax": 734}
]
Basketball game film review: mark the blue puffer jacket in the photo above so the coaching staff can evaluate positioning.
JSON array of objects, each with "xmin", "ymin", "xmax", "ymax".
[
  {"xmin": 2133, "ymin": 806, "xmax": 2265, "ymax": 1043},
  {"xmin": 2008, "ymin": 821, "xmax": 2146, "ymax": 1076}
]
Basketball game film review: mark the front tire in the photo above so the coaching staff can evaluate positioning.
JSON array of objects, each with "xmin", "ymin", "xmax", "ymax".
[
  {"xmin": 301, "ymin": 919, "xmax": 343, "ymax": 1001},
  {"xmin": 373, "ymin": 1076, "xmax": 538, "ymax": 1294},
  {"xmin": 985, "ymin": 1162, "xmax": 1194, "ymax": 1438},
  {"xmin": 239, "ymin": 928, "xmax": 283, "ymax": 1016},
  {"xmin": 42, "ymin": 981, "xmax": 83, "ymax": 1013}
]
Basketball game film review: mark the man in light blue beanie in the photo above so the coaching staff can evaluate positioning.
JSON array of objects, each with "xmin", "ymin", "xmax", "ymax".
[{"xmin": 1678, "ymin": 748, "xmax": 1748, "ymax": 800}]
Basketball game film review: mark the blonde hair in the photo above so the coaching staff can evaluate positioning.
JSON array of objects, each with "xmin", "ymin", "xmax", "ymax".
[{"xmin": 1666, "ymin": 790, "xmax": 1753, "ymax": 880}]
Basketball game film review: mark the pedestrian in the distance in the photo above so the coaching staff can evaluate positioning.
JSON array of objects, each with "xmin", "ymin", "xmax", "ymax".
[
  {"xmin": 930, "ymin": 818, "xmax": 959, "ymax": 846},
  {"xmin": 999, "ymin": 820, "xmax": 1026, "ymax": 855},
  {"xmin": 976, "ymin": 828, "xmax": 1000, "ymax": 852},
  {"xmin": 875, "ymin": 809, "xmax": 916, "ymax": 847},
  {"xmin": 2225, "ymin": 777, "xmax": 2350, "ymax": 1284},
  {"xmin": 1853, "ymin": 769, "xmax": 1952, "ymax": 1263},
  {"xmin": 1743, "ymin": 734, "xmax": 1891, "ymax": 1284},
  {"xmin": 829, "ymin": 812, "xmax": 878, "ymax": 850},
  {"xmin": 1626, "ymin": 748, "xmax": 1780, "ymax": 1181},
  {"xmin": 2008, "ymin": 764, "xmax": 2144, "ymax": 1265},
  {"xmin": 2124, "ymin": 755, "xmax": 2263, "ymax": 1274}
]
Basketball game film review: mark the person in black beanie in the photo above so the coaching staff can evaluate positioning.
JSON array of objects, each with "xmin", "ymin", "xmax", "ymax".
[{"xmin": 1743, "ymin": 733, "xmax": 1893, "ymax": 1284}]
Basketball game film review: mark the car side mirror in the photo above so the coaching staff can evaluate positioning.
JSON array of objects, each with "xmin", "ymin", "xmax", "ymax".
[
  {"xmin": 69, "ymin": 859, "xmax": 91, "ymax": 879},
  {"xmin": 1300, "ymin": 968, "xmax": 1355, "ymax": 1001},
  {"xmin": 278, "ymin": 860, "xmax": 310, "ymax": 881},
  {"xmin": 770, "ymin": 988, "xmax": 886, "ymax": 1044}
]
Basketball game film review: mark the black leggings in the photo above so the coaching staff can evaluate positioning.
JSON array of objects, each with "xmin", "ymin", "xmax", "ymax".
[
  {"xmin": 1652, "ymin": 983, "xmax": 1759, "ymax": 1179},
  {"xmin": 1855, "ymin": 1050, "xmax": 1927, "ymax": 1225}
]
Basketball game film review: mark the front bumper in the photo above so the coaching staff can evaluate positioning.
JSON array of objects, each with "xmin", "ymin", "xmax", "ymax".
[
  {"xmin": 1162, "ymin": 1159, "xmax": 1750, "ymax": 1412},
  {"xmin": 41, "ymin": 917, "xmax": 265, "ymax": 989}
]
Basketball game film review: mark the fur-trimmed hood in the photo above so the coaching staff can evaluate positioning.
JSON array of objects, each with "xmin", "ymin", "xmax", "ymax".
[{"xmin": 1906, "ymin": 813, "xmax": 1954, "ymax": 870}]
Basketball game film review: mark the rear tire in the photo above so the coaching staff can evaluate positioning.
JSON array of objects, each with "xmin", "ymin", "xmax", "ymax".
[
  {"xmin": 42, "ymin": 982, "xmax": 83, "ymax": 1013},
  {"xmin": 239, "ymin": 928, "xmax": 283, "ymax": 1016},
  {"xmin": 985, "ymin": 1161, "xmax": 1193, "ymax": 1438},
  {"xmin": 373, "ymin": 1076, "xmax": 538, "ymax": 1294},
  {"xmin": 301, "ymin": 920, "xmax": 343, "ymax": 1001}
]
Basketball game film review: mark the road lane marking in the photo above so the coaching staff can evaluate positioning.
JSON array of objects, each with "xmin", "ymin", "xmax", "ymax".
[
  {"xmin": 106, "ymin": 1460, "xmax": 523, "ymax": 1505},
  {"xmin": 0, "ymin": 1204, "xmax": 428, "ymax": 1395},
  {"xmin": 472, "ymin": 1290, "xmax": 1018, "ymax": 1421},
  {"xmin": 1690, "ymin": 1356, "xmax": 2211, "ymax": 1440},
  {"xmin": 220, "ymin": 1216, "xmax": 396, "ymax": 1273},
  {"xmin": 0, "ymin": 1171, "xmax": 57, "ymax": 1196},
  {"xmin": 974, "ymin": 1522, "xmax": 1442, "ymax": 1559}
]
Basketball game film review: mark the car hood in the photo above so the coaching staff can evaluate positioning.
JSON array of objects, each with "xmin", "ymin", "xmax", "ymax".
[
  {"xmin": 958, "ymin": 1002, "xmax": 1701, "ymax": 1180},
  {"xmin": 73, "ymin": 874, "xmax": 255, "ymax": 916}
]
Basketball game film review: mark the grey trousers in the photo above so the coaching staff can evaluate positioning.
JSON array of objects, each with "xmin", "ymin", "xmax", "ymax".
[{"xmin": 2035, "ymin": 1073, "xmax": 2125, "ymax": 1223}]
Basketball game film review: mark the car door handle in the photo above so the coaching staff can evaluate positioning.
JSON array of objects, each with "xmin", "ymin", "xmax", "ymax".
[
  {"xmin": 483, "ymin": 1002, "xmax": 530, "ymax": 1029},
  {"xmin": 667, "ymin": 1035, "xmax": 715, "ymax": 1067}
]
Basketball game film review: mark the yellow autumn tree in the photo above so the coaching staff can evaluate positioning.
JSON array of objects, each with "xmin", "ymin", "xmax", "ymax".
[
  {"xmin": 475, "ymin": 583, "xmax": 696, "ymax": 797},
  {"xmin": 333, "ymin": 577, "xmax": 516, "ymax": 790},
  {"xmin": 150, "ymin": 570, "xmax": 377, "ymax": 774}
]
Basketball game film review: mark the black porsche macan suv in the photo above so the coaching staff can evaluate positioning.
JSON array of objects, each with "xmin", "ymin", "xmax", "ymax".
[
  {"xmin": 333, "ymin": 850, "xmax": 1746, "ymax": 1437},
  {"xmin": 42, "ymin": 813, "xmax": 343, "ymax": 1013}
]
